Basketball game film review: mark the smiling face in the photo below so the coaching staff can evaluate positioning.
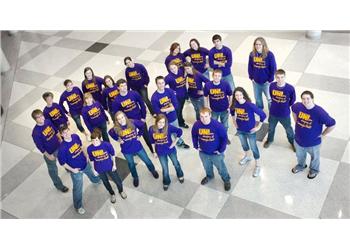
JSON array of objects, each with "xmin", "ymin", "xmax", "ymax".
[
  {"xmin": 92, "ymin": 137, "xmax": 101, "ymax": 146},
  {"xmin": 45, "ymin": 95, "xmax": 53, "ymax": 106},
  {"xmin": 125, "ymin": 59, "xmax": 134, "ymax": 68},
  {"xmin": 118, "ymin": 82, "xmax": 128, "ymax": 94},
  {"xmin": 213, "ymin": 71, "xmax": 222, "ymax": 83},
  {"xmin": 34, "ymin": 113, "xmax": 45, "ymax": 125},
  {"xmin": 85, "ymin": 96, "xmax": 93, "ymax": 105},
  {"xmin": 169, "ymin": 64, "xmax": 178, "ymax": 74},
  {"xmin": 301, "ymin": 94, "xmax": 314, "ymax": 107},
  {"xmin": 85, "ymin": 69, "xmax": 93, "ymax": 80},
  {"xmin": 235, "ymin": 90, "xmax": 245, "ymax": 103},
  {"xmin": 116, "ymin": 113, "xmax": 127, "ymax": 126},
  {"xmin": 213, "ymin": 39, "xmax": 222, "ymax": 49},
  {"xmin": 275, "ymin": 73, "xmax": 286, "ymax": 85},
  {"xmin": 190, "ymin": 40, "xmax": 199, "ymax": 50},
  {"xmin": 157, "ymin": 118, "xmax": 166, "ymax": 130},
  {"xmin": 254, "ymin": 40, "xmax": 263, "ymax": 53},
  {"xmin": 156, "ymin": 78, "xmax": 165, "ymax": 91},
  {"xmin": 65, "ymin": 81, "xmax": 74, "ymax": 91},
  {"xmin": 200, "ymin": 111, "xmax": 211, "ymax": 125},
  {"xmin": 173, "ymin": 45, "xmax": 180, "ymax": 55},
  {"xmin": 61, "ymin": 128, "xmax": 72, "ymax": 141},
  {"xmin": 184, "ymin": 66, "xmax": 192, "ymax": 75},
  {"xmin": 105, "ymin": 77, "xmax": 114, "ymax": 88}
]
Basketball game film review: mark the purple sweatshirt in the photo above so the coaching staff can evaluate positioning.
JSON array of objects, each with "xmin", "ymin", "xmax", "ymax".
[
  {"xmin": 230, "ymin": 101, "xmax": 266, "ymax": 132},
  {"xmin": 59, "ymin": 86, "xmax": 84, "ymax": 116},
  {"xmin": 269, "ymin": 82, "xmax": 296, "ymax": 118},
  {"xmin": 186, "ymin": 72, "xmax": 210, "ymax": 99},
  {"xmin": 58, "ymin": 134, "xmax": 87, "ymax": 170},
  {"xmin": 102, "ymin": 85, "xmax": 119, "ymax": 112},
  {"xmin": 87, "ymin": 141, "xmax": 115, "ymax": 174},
  {"xmin": 165, "ymin": 68, "xmax": 188, "ymax": 99},
  {"xmin": 209, "ymin": 46, "xmax": 233, "ymax": 76},
  {"xmin": 32, "ymin": 119, "xmax": 60, "ymax": 154},
  {"xmin": 43, "ymin": 103, "xmax": 68, "ymax": 129},
  {"xmin": 151, "ymin": 88, "xmax": 179, "ymax": 123},
  {"xmin": 183, "ymin": 47, "xmax": 209, "ymax": 73},
  {"xmin": 81, "ymin": 102, "xmax": 109, "ymax": 132},
  {"xmin": 81, "ymin": 76, "xmax": 107, "ymax": 109},
  {"xmin": 248, "ymin": 51, "xmax": 277, "ymax": 84},
  {"xmin": 292, "ymin": 103, "xmax": 336, "ymax": 147},
  {"xmin": 204, "ymin": 80, "xmax": 232, "ymax": 112},
  {"xmin": 165, "ymin": 53, "xmax": 185, "ymax": 72},
  {"xmin": 125, "ymin": 63, "xmax": 150, "ymax": 91},
  {"xmin": 111, "ymin": 90, "xmax": 146, "ymax": 120},
  {"xmin": 149, "ymin": 124, "xmax": 182, "ymax": 156}
]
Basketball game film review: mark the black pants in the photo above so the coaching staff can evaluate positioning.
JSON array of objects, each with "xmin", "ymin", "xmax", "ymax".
[
  {"xmin": 143, "ymin": 122, "xmax": 154, "ymax": 153},
  {"xmin": 135, "ymin": 87, "xmax": 154, "ymax": 115},
  {"xmin": 176, "ymin": 96, "xmax": 186, "ymax": 126},
  {"xmin": 99, "ymin": 170, "xmax": 123, "ymax": 195}
]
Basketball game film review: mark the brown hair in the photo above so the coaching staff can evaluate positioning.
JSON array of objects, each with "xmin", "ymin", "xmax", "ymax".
[
  {"xmin": 169, "ymin": 42, "xmax": 180, "ymax": 55},
  {"xmin": 116, "ymin": 78, "xmax": 127, "ymax": 87},
  {"xmin": 113, "ymin": 111, "xmax": 135, "ymax": 137},
  {"xmin": 212, "ymin": 34, "xmax": 222, "ymax": 42},
  {"xmin": 59, "ymin": 124, "xmax": 69, "ymax": 135},
  {"xmin": 90, "ymin": 128, "xmax": 102, "ymax": 140},
  {"xmin": 42, "ymin": 92, "xmax": 54, "ymax": 101},
  {"xmin": 231, "ymin": 87, "xmax": 252, "ymax": 110},
  {"xmin": 153, "ymin": 114, "xmax": 168, "ymax": 136},
  {"xmin": 63, "ymin": 79, "xmax": 72, "ymax": 87},
  {"xmin": 251, "ymin": 37, "xmax": 269, "ymax": 59},
  {"xmin": 83, "ymin": 92, "xmax": 94, "ymax": 106},
  {"xmin": 183, "ymin": 62, "xmax": 199, "ymax": 76},
  {"xmin": 31, "ymin": 109, "xmax": 43, "ymax": 120},
  {"xmin": 83, "ymin": 67, "xmax": 96, "ymax": 84},
  {"xmin": 189, "ymin": 38, "xmax": 200, "ymax": 51},
  {"xmin": 275, "ymin": 69, "xmax": 286, "ymax": 76},
  {"xmin": 103, "ymin": 75, "xmax": 116, "ymax": 88},
  {"xmin": 199, "ymin": 107, "xmax": 212, "ymax": 115},
  {"xmin": 155, "ymin": 76, "xmax": 164, "ymax": 84},
  {"xmin": 212, "ymin": 69, "xmax": 222, "ymax": 75}
]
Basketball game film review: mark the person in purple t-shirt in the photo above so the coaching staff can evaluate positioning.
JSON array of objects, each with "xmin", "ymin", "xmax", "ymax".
[
  {"xmin": 82, "ymin": 67, "xmax": 107, "ymax": 110},
  {"xmin": 165, "ymin": 42, "xmax": 185, "ymax": 73},
  {"xmin": 102, "ymin": 75, "xmax": 119, "ymax": 119},
  {"xmin": 31, "ymin": 109, "xmax": 69, "ymax": 193},
  {"xmin": 184, "ymin": 38, "xmax": 210, "ymax": 79},
  {"xmin": 42, "ymin": 91, "xmax": 69, "ymax": 130},
  {"xmin": 264, "ymin": 69, "xmax": 296, "ymax": 151},
  {"xmin": 291, "ymin": 90, "xmax": 336, "ymax": 179}
]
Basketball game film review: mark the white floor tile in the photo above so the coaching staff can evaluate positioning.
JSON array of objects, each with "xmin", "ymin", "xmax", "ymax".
[
  {"xmin": 39, "ymin": 76, "xmax": 65, "ymax": 90},
  {"xmin": 111, "ymin": 31, "xmax": 166, "ymax": 49},
  {"xmin": 9, "ymin": 81, "xmax": 35, "ymax": 107},
  {"xmin": 341, "ymin": 142, "xmax": 350, "ymax": 164},
  {"xmin": 136, "ymin": 49, "xmax": 162, "ymax": 61},
  {"xmin": 42, "ymin": 36, "xmax": 62, "ymax": 46},
  {"xmin": 18, "ymin": 41, "xmax": 38, "ymax": 57},
  {"xmin": 1, "ymin": 141, "xmax": 30, "ymax": 177}
]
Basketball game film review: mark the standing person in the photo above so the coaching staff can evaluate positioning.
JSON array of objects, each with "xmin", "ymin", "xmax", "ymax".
[
  {"xmin": 184, "ymin": 62, "xmax": 210, "ymax": 121},
  {"xmin": 184, "ymin": 38, "xmax": 210, "ymax": 79},
  {"xmin": 192, "ymin": 107, "xmax": 231, "ymax": 191},
  {"xmin": 248, "ymin": 37, "xmax": 277, "ymax": 110},
  {"xmin": 59, "ymin": 79, "xmax": 89, "ymax": 141},
  {"xmin": 204, "ymin": 69, "xmax": 233, "ymax": 144},
  {"xmin": 87, "ymin": 128, "xmax": 127, "ymax": 204},
  {"xmin": 81, "ymin": 93, "xmax": 110, "ymax": 142},
  {"xmin": 230, "ymin": 87, "xmax": 266, "ymax": 178},
  {"xmin": 291, "ymin": 91, "xmax": 336, "ymax": 179},
  {"xmin": 209, "ymin": 34, "xmax": 235, "ymax": 91},
  {"xmin": 57, "ymin": 125, "xmax": 100, "ymax": 215},
  {"xmin": 112, "ymin": 78, "xmax": 154, "ymax": 153},
  {"xmin": 81, "ymin": 67, "xmax": 107, "ymax": 110},
  {"xmin": 149, "ymin": 114, "xmax": 185, "ymax": 191},
  {"xmin": 31, "ymin": 109, "xmax": 69, "ymax": 193},
  {"xmin": 165, "ymin": 62, "xmax": 189, "ymax": 128},
  {"xmin": 124, "ymin": 57, "xmax": 154, "ymax": 115},
  {"xmin": 263, "ymin": 69, "xmax": 296, "ymax": 151},
  {"xmin": 109, "ymin": 111, "xmax": 159, "ymax": 187},
  {"xmin": 43, "ymin": 91, "xmax": 69, "ymax": 130},
  {"xmin": 151, "ymin": 76, "xmax": 190, "ymax": 149},
  {"xmin": 102, "ymin": 75, "xmax": 119, "ymax": 119},
  {"xmin": 165, "ymin": 42, "xmax": 185, "ymax": 73}
]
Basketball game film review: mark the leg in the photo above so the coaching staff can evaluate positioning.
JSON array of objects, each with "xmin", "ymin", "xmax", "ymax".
[
  {"xmin": 266, "ymin": 115, "xmax": 279, "ymax": 143},
  {"xmin": 262, "ymin": 82, "xmax": 272, "ymax": 110},
  {"xmin": 308, "ymin": 145, "xmax": 321, "ymax": 174},
  {"xmin": 253, "ymin": 81, "xmax": 264, "ymax": 110},
  {"xmin": 247, "ymin": 133, "xmax": 260, "ymax": 160},
  {"xmin": 99, "ymin": 172, "xmax": 115, "ymax": 195},
  {"xmin": 158, "ymin": 155, "xmax": 171, "ymax": 185},
  {"xmin": 70, "ymin": 172, "xmax": 83, "ymax": 209},
  {"xmin": 82, "ymin": 162, "xmax": 100, "ymax": 183},
  {"xmin": 168, "ymin": 151, "xmax": 184, "ymax": 178},
  {"xmin": 219, "ymin": 110, "xmax": 229, "ymax": 132},
  {"xmin": 190, "ymin": 97, "xmax": 201, "ymax": 121},
  {"xmin": 98, "ymin": 122, "xmax": 110, "ymax": 142},
  {"xmin": 72, "ymin": 114, "xmax": 85, "ymax": 133},
  {"xmin": 142, "ymin": 122, "xmax": 154, "ymax": 153},
  {"xmin": 280, "ymin": 116, "xmax": 295, "ymax": 145},
  {"xmin": 176, "ymin": 96, "xmax": 186, "ymax": 126},
  {"xmin": 136, "ymin": 148, "xmax": 156, "ymax": 173},
  {"xmin": 170, "ymin": 119, "xmax": 184, "ymax": 146},
  {"xmin": 138, "ymin": 87, "xmax": 154, "ymax": 115},
  {"xmin": 109, "ymin": 170, "xmax": 124, "ymax": 193},
  {"xmin": 237, "ymin": 131, "xmax": 250, "ymax": 153},
  {"xmin": 222, "ymin": 74, "xmax": 235, "ymax": 91},
  {"xmin": 199, "ymin": 151, "xmax": 214, "ymax": 179},
  {"xmin": 43, "ymin": 154, "xmax": 65, "ymax": 190},
  {"xmin": 123, "ymin": 153, "xmax": 138, "ymax": 178},
  {"xmin": 212, "ymin": 153, "xmax": 231, "ymax": 182},
  {"xmin": 294, "ymin": 141, "xmax": 307, "ymax": 170}
]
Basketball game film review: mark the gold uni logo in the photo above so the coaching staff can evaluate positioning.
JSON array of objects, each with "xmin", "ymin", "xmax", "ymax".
[
  {"xmin": 199, "ymin": 129, "xmax": 210, "ymax": 135},
  {"xmin": 298, "ymin": 112, "xmax": 311, "ymax": 121},
  {"xmin": 253, "ymin": 57, "xmax": 263, "ymax": 63},
  {"xmin": 159, "ymin": 96, "xmax": 169, "ymax": 104},
  {"xmin": 121, "ymin": 128, "xmax": 132, "ymax": 137},
  {"xmin": 92, "ymin": 149, "xmax": 105, "ymax": 157},
  {"xmin": 88, "ymin": 107, "xmax": 99, "ymax": 116},
  {"xmin": 214, "ymin": 53, "xmax": 224, "ymax": 59},
  {"xmin": 67, "ymin": 93, "xmax": 78, "ymax": 101},
  {"xmin": 210, "ymin": 89, "xmax": 221, "ymax": 95},
  {"xmin": 272, "ymin": 90, "xmax": 284, "ymax": 97},
  {"xmin": 153, "ymin": 133, "xmax": 166, "ymax": 140},
  {"xmin": 69, "ymin": 143, "xmax": 80, "ymax": 154},
  {"xmin": 121, "ymin": 99, "xmax": 132, "ymax": 107},
  {"xmin": 235, "ymin": 108, "xmax": 245, "ymax": 115},
  {"xmin": 129, "ymin": 71, "xmax": 138, "ymax": 77},
  {"xmin": 86, "ymin": 83, "xmax": 96, "ymax": 89},
  {"xmin": 42, "ymin": 126, "xmax": 53, "ymax": 136},
  {"xmin": 49, "ymin": 108, "xmax": 60, "ymax": 117},
  {"xmin": 192, "ymin": 53, "xmax": 201, "ymax": 59}
]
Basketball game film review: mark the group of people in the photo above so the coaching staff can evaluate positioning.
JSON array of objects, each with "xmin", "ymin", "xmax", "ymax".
[{"xmin": 31, "ymin": 34, "xmax": 336, "ymax": 215}]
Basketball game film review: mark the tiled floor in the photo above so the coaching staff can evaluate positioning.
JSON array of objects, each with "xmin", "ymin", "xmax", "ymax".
[{"xmin": 1, "ymin": 31, "xmax": 349, "ymax": 219}]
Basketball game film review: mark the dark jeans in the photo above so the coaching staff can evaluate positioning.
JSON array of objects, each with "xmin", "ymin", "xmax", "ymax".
[
  {"xmin": 93, "ymin": 122, "xmax": 110, "ymax": 142},
  {"xmin": 135, "ymin": 87, "xmax": 154, "ymax": 115},
  {"xmin": 43, "ymin": 150, "xmax": 65, "ymax": 190},
  {"xmin": 266, "ymin": 115, "xmax": 294, "ymax": 145},
  {"xmin": 176, "ymin": 96, "xmax": 186, "ymax": 126},
  {"xmin": 143, "ymin": 122, "xmax": 154, "ymax": 153},
  {"xmin": 237, "ymin": 130, "xmax": 260, "ymax": 159},
  {"xmin": 190, "ymin": 96, "xmax": 204, "ymax": 121},
  {"xmin": 199, "ymin": 151, "xmax": 230, "ymax": 182},
  {"xmin": 158, "ymin": 151, "xmax": 184, "ymax": 185},
  {"xmin": 123, "ymin": 148, "xmax": 156, "ymax": 179},
  {"xmin": 72, "ymin": 114, "xmax": 85, "ymax": 133},
  {"xmin": 99, "ymin": 170, "xmax": 123, "ymax": 195}
]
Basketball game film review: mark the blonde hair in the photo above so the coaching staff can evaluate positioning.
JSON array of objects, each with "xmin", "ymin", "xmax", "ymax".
[
  {"xmin": 83, "ymin": 92, "xmax": 94, "ymax": 106},
  {"xmin": 113, "ymin": 111, "xmax": 135, "ymax": 137},
  {"xmin": 251, "ymin": 37, "xmax": 269, "ymax": 59}
]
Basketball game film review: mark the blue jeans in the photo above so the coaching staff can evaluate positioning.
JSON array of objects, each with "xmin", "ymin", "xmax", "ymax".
[
  {"xmin": 267, "ymin": 115, "xmax": 295, "ymax": 144},
  {"xmin": 222, "ymin": 73, "xmax": 235, "ymax": 91},
  {"xmin": 99, "ymin": 170, "xmax": 123, "ymax": 195},
  {"xmin": 123, "ymin": 148, "xmax": 156, "ymax": 179},
  {"xmin": 190, "ymin": 97, "xmax": 205, "ymax": 120},
  {"xmin": 158, "ymin": 151, "xmax": 184, "ymax": 185},
  {"xmin": 294, "ymin": 141, "xmax": 321, "ymax": 174},
  {"xmin": 199, "ymin": 151, "xmax": 230, "ymax": 182},
  {"xmin": 237, "ymin": 130, "xmax": 260, "ymax": 160},
  {"xmin": 70, "ymin": 162, "xmax": 100, "ymax": 209},
  {"xmin": 94, "ymin": 122, "xmax": 110, "ymax": 142},
  {"xmin": 43, "ymin": 150, "xmax": 65, "ymax": 190},
  {"xmin": 203, "ymin": 69, "xmax": 210, "ymax": 79},
  {"xmin": 212, "ymin": 110, "xmax": 229, "ymax": 131},
  {"xmin": 169, "ymin": 119, "xmax": 184, "ymax": 146},
  {"xmin": 253, "ymin": 80, "xmax": 271, "ymax": 110},
  {"xmin": 72, "ymin": 114, "xmax": 85, "ymax": 133}
]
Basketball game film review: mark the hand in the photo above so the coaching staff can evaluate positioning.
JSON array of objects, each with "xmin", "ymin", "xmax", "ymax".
[
  {"xmin": 112, "ymin": 165, "xmax": 116, "ymax": 171},
  {"xmin": 250, "ymin": 126, "xmax": 259, "ymax": 133},
  {"xmin": 197, "ymin": 90, "xmax": 204, "ymax": 95},
  {"xmin": 214, "ymin": 151, "xmax": 220, "ymax": 155},
  {"xmin": 136, "ymin": 136, "xmax": 141, "ymax": 141},
  {"xmin": 153, "ymin": 152, "xmax": 158, "ymax": 158},
  {"xmin": 47, "ymin": 154, "xmax": 56, "ymax": 161},
  {"xmin": 93, "ymin": 170, "xmax": 99, "ymax": 176},
  {"xmin": 72, "ymin": 168, "xmax": 80, "ymax": 174},
  {"xmin": 169, "ymin": 141, "xmax": 176, "ymax": 149},
  {"xmin": 119, "ymin": 140, "xmax": 124, "ymax": 144},
  {"xmin": 141, "ymin": 118, "xmax": 146, "ymax": 122},
  {"xmin": 186, "ymin": 56, "xmax": 191, "ymax": 63},
  {"xmin": 198, "ymin": 147, "xmax": 202, "ymax": 151},
  {"xmin": 144, "ymin": 85, "xmax": 148, "ymax": 88}
]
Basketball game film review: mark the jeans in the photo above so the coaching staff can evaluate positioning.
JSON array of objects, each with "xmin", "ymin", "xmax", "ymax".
[
  {"xmin": 176, "ymin": 96, "xmax": 186, "ymax": 126},
  {"xmin": 294, "ymin": 141, "xmax": 321, "ymax": 174},
  {"xmin": 267, "ymin": 115, "xmax": 294, "ymax": 144},
  {"xmin": 190, "ymin": 97, "xmax": 205, "ymax": 121},
  {"xmin": 169, "ymin": 119, "xmax": 184, "ymax": 146},
  {"xmin": 99, "ymin": 170, "xmax": 123, "ymax": 195},
  {"xmin": 70, "ymin": 162, "xmax": 100, "ymax": 209},
  {"xmin": 199, "ymin": 151, "xmax": 230, "ymax": 182},
  {"xmin": 203, "ymin": 69, "xmax": 210, "ymax": 79},
  {"xmin": 222, "ymin": 73, "xmax": 235, "ymax": 91},
  {"xmin": 72, "ymin": 114, "xmax": 85, "ymax": 133},
  {"xmin": 43, "ymin": 150, "xmax": 65, "ymax": 190},
  {"xmin": 253, "ymin": 80, "xmax": 271, "ymax": 110},
  {"xmin": 123, "ymin": 148, "xmax": 156, "ymax": 179},
  {"xmin": 212, "ymin": 110, "xmax": 229, "ymax": 131},
  {"xmin": 135, "ymin": 87, "xmax": 154, "ymax": 115},
  {"xmin": 237, "ymin": 130, "xmax": 260, "ymax": 160},
  {"xmin": 142, "ymin": 122, "xmax": 154, "ymax": 153},
  {"xmin": 94, "ymin": 122, "xmax": 110, "ymax": 142},
  {"xmin": 158, "ymin": 151, "xmax": 184, "ymax": 185}
]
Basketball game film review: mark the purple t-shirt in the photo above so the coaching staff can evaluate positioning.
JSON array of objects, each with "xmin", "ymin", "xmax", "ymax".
[
  {"xmin": 149, "ymin": 124, "xmax": 182, "ymax": 156},
  {"xmin": 230, "ymin": 101, "xmax": 266, "ymax": 132},
  {"xmin": 269, "ymin": 82, "xmax": 296, "ymax": 118},
  {"xmin": 125, "ymin": 63, "xmax": 150, "ymax": 91},
  {"xmin": 43, "ymin": 103, "xmax": 68, "ymax": 129},
  {"xmin": 58, "ymin": 134, "xmax": 87, "ymax": 170},
  {"xmin": 111, "ymin": 91, "xmax": 146, "ymax": 120},
  {"xmin": 183, "ymin": 47, "xmax": 209, "ymax": 73},
  {"xmin": 102, "ymin": 85, "xmax": 119, "ymax": 112},
  {"xmin": 186, "ymin": 72, "xmax": 210, "ymax": 99},
  {"xmin": 151, "ymin": 88, "xmax": 178, "ymax": 123},
  {"xmin": 248, "ymin": 51, "xmax": 277, "ymax": 84},
  {"xmin": 87, "ymin": 141, "xmax": 115, "ymax": 174},
  {"xmin": 204, "ymin": 80, "xmax": 232, "ymax": 112},
  {"xmin": 82, "ymin": 76, "xmax": 107, "ymax": 109},
  {"xmin": 59, "ymin": 86, "xmax": 84, "ymax": 116},
  {"xmin": 165, "ymin": 53, "xmax": 185, "ymax": 72},
  {"xmin": 81, "ymin": 102, "xmax": 109, "ymax": 132},
  {"xmin": 209, "ymin": 46, "xmax": 233, "ymax": 76},
  {"xmin": 32, "ymin": 119, "xmax": 60, "ymax": 154},
  {"xmin": 165, "ymin": 68, "xmax": 188, "ymax": 99}
]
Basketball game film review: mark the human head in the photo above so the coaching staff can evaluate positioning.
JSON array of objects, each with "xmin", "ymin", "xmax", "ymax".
[
  {"xmin": 183, "ymin": 61, "xmax": 194, "ymax": 74},
  {"xmin": 155, "ymin": 114, "xmax": 168, "ymax": 130},
  {"xmin": 212, "ymin": 34, "xmax": 222, "ymax": 49},
  {"xmin": 169, "ymin": 62, "xmax": 178, "ymax": 74},
  {"xmin": 115, "ymin": 111, "xmax": 127, "ymax": 126},
  {"xmin": 155, "ymin": 76, "xmax": 165, "ymax": 91},
  {"xmin": 59, "ymin": 124, "xmax": 71, "ymax": 141},
  {"xmin": 252, "ymin": 37, "xmax": 269, "ymax": 58},
  {"xmin": 170, "ymin": 42, "xmax": 180, "ymax": 55},
  {"xmin": 31, "ymin": 109, "xmax": 45, "ymax": 124},
  {"xmin": 301, "ymin": 90, "xmax": 314, "ymax": 107},
  {"xmin": 84, "ymin": 67, "xmax": 95, "ymax": 81},
  {"xmin": 212, "ymin": 69, "xmax": 222, "ymax": 83},
  {"xmin": 103, "ymin": 75, "xmax": 115, "ymax": 88},
  {"xmin": 124, "ymin": 56, "xmax": 134, "ymax": 68},
  {"xmin": 63, "ymin": 79, "xmax": 74, "ymax": 91},
  {"xmin": 275, "ymin": 69, "xmax": 286, "ymax": 85},
  {"xmin": 83, "ymin": 93, "xmax": 94, "ymax": 106},
  {"xmin": 189, "ymin": 38, "xmax": 200, "ymax": 51},
  {"xmin": 42, "ymin": 92, "xmax": 54, "ymax": 105},
  {"xmin": 233, "ymin": 87, "xmax": 251, "ymax": 103},
  {"xmin": 90, "ymin": 128, "xmax": 102, "ymax": 146},
  {"xmin": 116, "ymin": 78, "xmax": 128, "ymax": 94},
  {"xmin": 199, "ymin": 107, "xmax": 212, "ymax": 125}
]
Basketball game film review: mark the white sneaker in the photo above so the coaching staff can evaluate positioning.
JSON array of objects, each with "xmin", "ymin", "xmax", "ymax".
[
  {"xmin": 253, "ymin": 166, "xmax": 261, "ymax": 178},
  {"xmin": 77, "ymin": 207, "xmax": 86, "ymax": 215},
  {"xmin": 239, "ymin": 156, "xmax": 252, "ymax": 165},
  {"xmin": 119, "ymin": 191, "xmax": 127, "ymax": 199},
  {"xmin": 110, "ymin": 194, "xmax": 116, "ymax": 203}
]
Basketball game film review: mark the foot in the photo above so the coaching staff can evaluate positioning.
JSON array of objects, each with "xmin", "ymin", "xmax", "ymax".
[
  {"xmin": 307, "ymin": 171, "xmax": 318, "ymax": 179},
  {"xmin": 263, "ymin": 141, "xmax": 271, "ymax": 148},
  {"xmin": 252, "ymin": 165, "xmax": 261, "ymax": 178},
  {"xmin": 291, "ymin": 164, "xmax": 307, "ymax": 174},
  {"xmin": 133, "ymin": 178, "xmax": 139, "ymax": 187},
  {"xmin": 178, "ymin": 176, "xmax": 184, "ymax": 183},
  {"xmin": 77, "ymin": 207, "xmax": 86, "ymax": 215},
  {"xmin": 119, "ymin": 191, "xmax": 127, "ymax": 199},
  {"xmin": 60, "ymin": 186, "xmax": 69, "ymax": 193},
  {"xmin": 224, "ymin": 181, "xmax": 231, "ymax": 191},
  {"xmin": 110, "ymin": 194, "xmax": 116, "ymax": 203},
  {"xmin": 200, "ymin": 176, "xmax": 210, "ymax": 185},
  {"xmin": 180, "ymin": 123, "xmax": 189, "ymax": 129},
  {"xmin": 239, "ymin": 155, "xmax": 252, "ymax": 165},
  {"xmin": 227, "ymin": 139, "xmax": 231, "ymax": 145},
  {"xmin": 163, "ymin": 185, "xmax": 169, "ymax": 191},
  {"xmin": 178, "ymin": 142, "xmax": 190, "ymax": 149},
  {"xmin": 152, "ymin": 171, "xmax": 159, "ymax": 179}
]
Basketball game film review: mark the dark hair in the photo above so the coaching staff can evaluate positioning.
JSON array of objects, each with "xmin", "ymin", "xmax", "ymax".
[
  {"xmin": 183, "ymin": 62, "xmax": 199, "ymax": 76},
  {"xmin": 301, "ymin": 90, "xmax": 314, "ymax": 99},
  {"xmin": 123, "ymin": 56, "xmax": 132, "ymax": 65},
  {"xmin": 231, "ymin": 87, "xmax": 252, "ymax": 110},
  {"xmin": 189, "ymin": 38, "xmax": 200, "ymax": 51},
  {"xmin": 212, "ymin": 34, "xmax": 222, "ymax": 42},
  {"xmin": 42, "ymin": 92, "xmax": 53, "ymax": 101},
  {"xmin": 90, "ymin": 128, "xmax": 102, "ymax": 140},
  {"xmin": 155, "ymin": 76, "xmax": 164, "ymax": 84},
  {"xmin": 63, "ymin": 79, "xmax": 72, "ymax": 87},
  {"xmin": 275, "ymin": 69, "xmax": 286, "ymax": 76},
  {"xmin": 169, "ymin": 42, "xmax": 180, "ymax": 55},
  {"xmin": 116, "ymin": 78, "xmax": 127, "ymax": 87},
  {"xmin": 153, "ymin": 114, "xmax": 169, "ymax": 136},
  {"xmin": 83, "ymin": 67, "xmax": 96, "ymax": 84},
  {"xmin": 103, "ymin": 75, "xmax": 115, "ymax": 88},
  {"xmin": 31, "ymin": 109, "xmax": 43, "ymax": 120},
  {"xmin": 59, "ymin": 124, "xmax": 69, "ymax": 135}
]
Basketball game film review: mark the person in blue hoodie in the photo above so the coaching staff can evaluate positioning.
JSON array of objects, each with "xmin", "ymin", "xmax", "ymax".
[
  {"xmin": 248, "ymin": 37, "xmax": 277, "ymax": 110},
  {"xmin": 230, "ymin": 87, "xmax": 266, "ymax": 178}
]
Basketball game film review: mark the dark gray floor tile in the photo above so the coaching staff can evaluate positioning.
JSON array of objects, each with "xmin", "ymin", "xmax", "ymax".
[
  {"xmin": 85, "ymin": 42, "xmax": 109, "ymax": 53},
  {"xmin": 148, "ymin": 31, "xmax": 184, "ymax": 51},
  {"xmin": 320, "ymin": 137, "xmax": 348, "ymax": 162},
  {"xmin": 115, "ymin": 157, "xmax": 130, "ymax": 180},
  {"xmin": 179, "ymin": 208, "xmax": 210, "ymax": 219},
  {"xmin": 1, "ymin": 209, "xmax": 18, "ymax": 219},
  {"xmin": 99, "ymin": 44, "xmax": 145, "ymax": 58},
  {"xmin": 217, "ymin": 195, "xmax": 298, "ymax": 219},
  {"xmin": 256, "ymin": 122, "xmax": 269, "ymax": 142},
  {"xmin": 320, "ymin": 32, "xmax": 350, "ymax": 46},
  {"xmin": 54, "ymin": 37, "xmax": 94, "ymax": 51}
]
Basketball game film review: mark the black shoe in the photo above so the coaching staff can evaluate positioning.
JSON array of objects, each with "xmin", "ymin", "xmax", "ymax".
[
  {"xmin": 227, "ymin": 139, "xmax": 231, "ymax": 145},
  {"xmin": 179, "ymin": 142, "xmax": 190, "ymax": 149},
  {"xmin": 178, "ymin": 176, "xmax": 184, "ymax": 183},
  {"xmin": 163, "ymin": 185, "xmax": 169, "ymax": 191},
  {"xmin": 263, "ymin": 141, "xmax": 271, "ymax": 148},
  {"xmin": 152, "ymin": 171, "xmax": 159, "ymax": 179},
  {"xmin": 180, "ymin": 123, "xmax": 189, "ymax": 129},
  {"xmin": 307, "ymin": 171, "xmax": 318, "ymax": 179},
  {"xmin": 201, "ymin": 177, "xmax": 210, "ymax": 185},
  {"xmin": 133, "ymin": 178, "xmax": 139, "ymax": 187},
  {"xmin": 60, "ymin": 186, "xmax": 69, "ymax": 193},
  {"xmin": 224, "ymin": 182, "xmax": 231, "ymax": 191}
]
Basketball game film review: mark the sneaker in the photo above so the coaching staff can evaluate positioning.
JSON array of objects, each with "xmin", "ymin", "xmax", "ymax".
[
  {"xmin": 178, "ymin": 176, "xmax": 184, "ymax": 183},
  {"xmin": 60, "ymin": 186, "xmax": 69, "ymax": 193},
  {"xmin": 252, "ymin": 166, "xmax": 261, "ymax": 178},
  {"xmin": 133, "ymin": 178, "xmax": 139, "ymax": 187},
  {"xmin": 224, "ymin": 181, "xmax": 231, "ymax": 191},
  {"xmin": 77, "ymin": 207, "xmax": 86, "ymax": 215},
  {"xmin": 200, "ymin": 177, "xmax": 210, "ymax": 185},
  {"xmin": 180, "ymin": 123, "xmax": 189, "ymax": 129},
  {"xmin": 152, "ymin": 171, "xmax": 159, "ymax": 179},
  {"xmin": 179, "ymin": 142, "xmax": 190, "ymax": 149},
  {"xmin": 291, "ymin": 164, "xmax": 307, "ymax": 174},
  {"xmin": 227, "ymin": 139, "xmax": 231, "ymax": 145},
  {"xmin": 239, "ymin": 156, "xmax": 252, "ymax": 165},
  {"xmin": 163, "ymin": 185, "xmax": 169, "ymax": 191},
  {"xmin": 263, "ymin": 141, "xmax": 271, "ymax": 148},
  {"xmin": 119, "ymin": 191, "xmax": 127, "ymax": 199},
  {"xmin": 307, "ymin": 171, "xmax": 318, "ymax": 179},
  {"xmin": 110, "ymin": 194, "xmax": 116, "ymax": 203}
]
